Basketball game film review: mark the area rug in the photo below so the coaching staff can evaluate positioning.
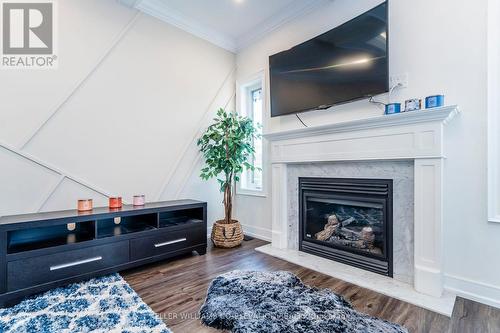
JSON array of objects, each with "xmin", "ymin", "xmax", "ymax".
[
  {"xmin": 200, "ymin": 270, "xmax": 408, "ymax": 333},
  {"xmin": 0, "ymin": 274, "xmax": 171, "ymax": 333}
]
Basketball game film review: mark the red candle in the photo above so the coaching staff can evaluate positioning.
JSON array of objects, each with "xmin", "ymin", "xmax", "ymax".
[{"xmin": 109, "ymin": 197, "xmax": 122, "ymax": 209}]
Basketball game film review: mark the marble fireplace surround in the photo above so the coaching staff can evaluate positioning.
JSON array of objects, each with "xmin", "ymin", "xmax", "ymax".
[
  {"xmin": 256, "ymin": 105, "xmax": 459, "ymax": 316},
  {"xmin": 287, "ymin": 161, "xmax": 414, "ymax": 284}
]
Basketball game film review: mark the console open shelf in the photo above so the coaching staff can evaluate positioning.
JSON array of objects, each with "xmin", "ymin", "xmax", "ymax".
[
  {"xmin": 7, "ymin": 221, "xmax": 95, "ymax": 254},
  {"xmin": 97, "ymin": 213, "xmax": 157, "ymax": 238},
  {"xmin": 159, "ymin": 207, "xmax": 204, "ymax": 228}
]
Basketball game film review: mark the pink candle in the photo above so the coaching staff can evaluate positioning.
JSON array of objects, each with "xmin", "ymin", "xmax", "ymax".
[{"xmin": 133, "ymin": 195, "xmax": 145, "ymax": 206}]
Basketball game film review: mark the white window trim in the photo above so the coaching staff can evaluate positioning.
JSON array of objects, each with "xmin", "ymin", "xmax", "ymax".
[
  {"xmin": 236, "ymin": 70, "xmax": 268, "ymax": 198},
  {"xmin": 488, "ymin": 0, "xmax": 500, "ymax": 223}
]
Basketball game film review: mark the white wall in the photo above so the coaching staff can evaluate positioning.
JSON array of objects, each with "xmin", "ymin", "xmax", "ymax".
[
  {"xmin": 0, "ymin": 0, "xmax": 236, "ymax": 225},
  {"xmin": 235, "ymin": 0, "xmax": 500, "ymax": 308},
  {"xmin": 488, "ymin": 0, "xmax": 500, "ymax": 223}
]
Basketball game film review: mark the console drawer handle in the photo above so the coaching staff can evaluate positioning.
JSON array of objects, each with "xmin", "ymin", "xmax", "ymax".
[
  {"xmin": 154, "ymin": 238, "xmax": 187, "ymax": 248},
  {"xmin": 50, "ymin": 256, "xmax": 103, "ymax": 271}
]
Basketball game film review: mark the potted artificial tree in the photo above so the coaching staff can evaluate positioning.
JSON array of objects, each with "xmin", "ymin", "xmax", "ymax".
[{"xmin": 197, "ymin": 108, "xmax": 259, "ymax": 248}]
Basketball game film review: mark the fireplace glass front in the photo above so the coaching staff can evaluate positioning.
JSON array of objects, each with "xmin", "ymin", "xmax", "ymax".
[{"xmin": 300, "ymin": 177, "xmax": 393, "ymax": 276}]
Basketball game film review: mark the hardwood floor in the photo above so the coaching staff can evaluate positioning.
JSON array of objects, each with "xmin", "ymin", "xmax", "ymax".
[{"xmin": 122, "ymin": 239, "xmax": 500, "ymax": 333}]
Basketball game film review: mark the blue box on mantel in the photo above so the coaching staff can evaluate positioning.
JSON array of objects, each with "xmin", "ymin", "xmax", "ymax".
[
  {"xmin": 425, "ymin": 95, "xmax": 445, "ymax": 108},
  {"xmin": 385, "ymin": 103, "xmax": 401, "ymax": 115}
]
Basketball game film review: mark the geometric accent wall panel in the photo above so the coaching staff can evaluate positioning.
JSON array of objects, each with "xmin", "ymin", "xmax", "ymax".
[
  {"xmin": 0, "ymin": 147, "xmax": 61, "ymax": 216},
  {"xmin": 39, "ymin": 178, "xmax": 108, "ymax": 212}
]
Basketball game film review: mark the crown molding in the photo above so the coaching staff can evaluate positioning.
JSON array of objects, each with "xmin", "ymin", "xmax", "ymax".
[
  {"xmin": 236, "ymin": 0, "xmax": 332, "ymax": 51},
  {"xmin": 133, "ymin": 0, "xmax": 238, "ymax": 52},
  {"xmin": 118, "ymin": 0, "xmax": 333, "ymax": 53}
]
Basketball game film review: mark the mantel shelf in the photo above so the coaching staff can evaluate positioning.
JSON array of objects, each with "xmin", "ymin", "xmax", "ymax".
[{"xmin": 263, "ymin": 105, "xmax": 459, "ymax": 141}]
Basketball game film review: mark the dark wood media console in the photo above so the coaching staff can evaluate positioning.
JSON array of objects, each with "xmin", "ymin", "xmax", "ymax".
[{"xmin": 0, "ymin": 200, "xmax": 207, "ymax": 306}]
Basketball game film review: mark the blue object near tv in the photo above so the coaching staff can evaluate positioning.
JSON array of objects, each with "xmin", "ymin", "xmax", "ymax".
[
  {"xmin": 425, "ymin": 95, "xmax": 445, "ymax": 108},
  {"xmin": 385, "ymin": 103, "xmax": 401, "ymax": 115}
]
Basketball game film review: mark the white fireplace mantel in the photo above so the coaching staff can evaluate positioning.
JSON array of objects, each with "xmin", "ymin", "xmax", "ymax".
[
  {"xmin": 264, "ymin": 106, "xmax": 459, "ymax": 142},
  {"xmin": 262, "ymin": 105, "xmax": 459, "ymax": 303}
]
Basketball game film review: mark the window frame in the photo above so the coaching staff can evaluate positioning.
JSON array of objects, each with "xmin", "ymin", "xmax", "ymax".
[
  {"xmin": 488, "ymin": 0, "xmax": 500, "ymax": 223},
  {"xmin": 236, "ymin": 71, "xmax": 267, "ymax": 197}
]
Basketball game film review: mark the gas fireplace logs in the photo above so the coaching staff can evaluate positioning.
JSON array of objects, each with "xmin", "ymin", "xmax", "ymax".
[
  {"xmin": 314, "ymin": 214, "xmax": 340, "ymax": 241},
  {"xmin": 314, "ymin": 213, "xmax": 380, "ymax": 253}
]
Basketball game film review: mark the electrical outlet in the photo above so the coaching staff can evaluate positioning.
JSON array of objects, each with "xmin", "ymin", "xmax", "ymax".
[{"xmin": 389, "ymin": 73, "xmax": 409, "ymax": 89}]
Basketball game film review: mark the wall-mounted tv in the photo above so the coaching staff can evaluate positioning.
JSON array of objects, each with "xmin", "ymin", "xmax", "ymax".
[{"xmin": 269, "ymin": 2, "xmax": 388, "ymax": 117}]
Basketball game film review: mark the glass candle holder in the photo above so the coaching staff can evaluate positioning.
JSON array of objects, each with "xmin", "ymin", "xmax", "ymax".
[
  {"xmin": 133, "ymin": 195, "xmax": 145, "ymax": 206},
  {"xmin": 109, "ymin": 197, "xmax": 122, "ymax": 209},
  {"xmin": 77, "ymin": 199, "xmax": 93, "ymax": 212}
]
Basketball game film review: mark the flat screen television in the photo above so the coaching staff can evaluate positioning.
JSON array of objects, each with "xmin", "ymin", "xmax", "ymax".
[{"xmin": 269, "ymin": 2, "xmax": 388, "ymax": 117}]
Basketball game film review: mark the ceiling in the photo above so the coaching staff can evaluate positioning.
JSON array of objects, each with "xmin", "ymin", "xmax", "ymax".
[{"xmin": 120, "ymin": 0, "xmax": 332, "ymax": 52}]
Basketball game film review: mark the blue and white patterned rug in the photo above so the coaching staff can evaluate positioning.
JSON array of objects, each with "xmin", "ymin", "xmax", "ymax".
[{"xmin": 0, "ymin": 274, "xmax": 171, "ymax": 333}]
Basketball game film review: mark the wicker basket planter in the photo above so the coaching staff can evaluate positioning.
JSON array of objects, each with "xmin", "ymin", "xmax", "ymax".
[{"xmin": 211, "ymin": 219, "xmax": 244, "ymax": 248}]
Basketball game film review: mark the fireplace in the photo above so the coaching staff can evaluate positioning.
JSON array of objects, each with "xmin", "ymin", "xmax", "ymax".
[{"xmin": 299, "ymin": 177, "xmax": 393, "ymax": 277}]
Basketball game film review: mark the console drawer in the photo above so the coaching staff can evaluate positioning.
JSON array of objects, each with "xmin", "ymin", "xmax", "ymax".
[
  {"xmin": 7, "ymin": 241, "xmax": 129, "ymax": 291},
  {"xmin": 130, "ymin": 227, "xmax": 205, "ymax": 260}
]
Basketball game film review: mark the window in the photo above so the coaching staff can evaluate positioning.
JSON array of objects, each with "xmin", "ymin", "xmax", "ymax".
[{"xmin": 237, "ymin": 74, "xmax": 265, "ymax": 196}]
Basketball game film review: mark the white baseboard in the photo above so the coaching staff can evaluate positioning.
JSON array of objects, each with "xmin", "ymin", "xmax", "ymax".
[
  {"xmin": 240, "ymin": 223, "xmax": 272, "ymax": 242},
  {"xmin": 206, "ymin": 224, "xmax": 272, "ymax": 242},
  {"xmin": 444, "ymin": 274, "xmax": 500, "ymax": 309}
]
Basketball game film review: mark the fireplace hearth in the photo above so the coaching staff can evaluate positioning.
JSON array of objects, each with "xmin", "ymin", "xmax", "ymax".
[{"xmin": 299, "ymin": 177, "xmax": 393, "ymax": 277}]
